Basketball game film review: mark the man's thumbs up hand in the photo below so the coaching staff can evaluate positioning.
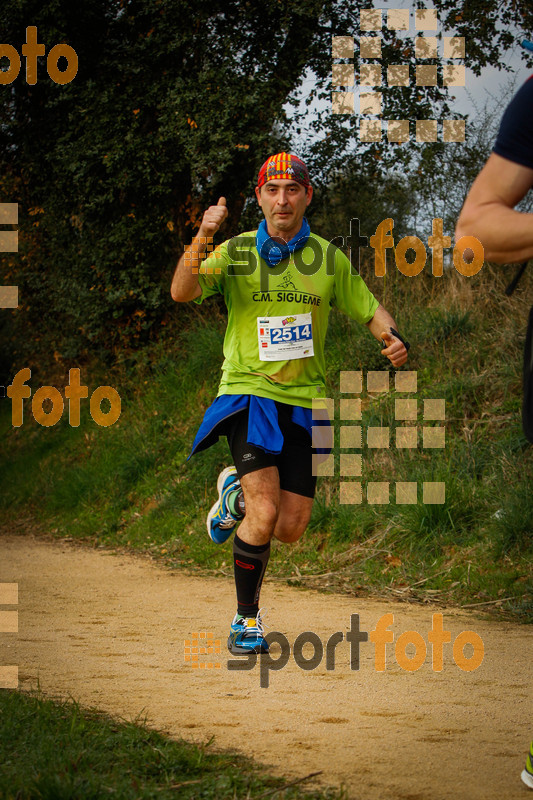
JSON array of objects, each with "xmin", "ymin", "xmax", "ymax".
[{"xmin": 199, "ymin": 196, "xmax": 228, "ymax": 237}]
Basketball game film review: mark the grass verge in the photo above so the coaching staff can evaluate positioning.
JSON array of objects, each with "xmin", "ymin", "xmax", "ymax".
[{"xmin": 0, "ymin": 689, "xmax": 343, "ymax": 800}]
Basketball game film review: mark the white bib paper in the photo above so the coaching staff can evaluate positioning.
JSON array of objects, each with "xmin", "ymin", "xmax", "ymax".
[{"xmin": 257, "ymin": 313, "xmax": 314, "ymax": 361}]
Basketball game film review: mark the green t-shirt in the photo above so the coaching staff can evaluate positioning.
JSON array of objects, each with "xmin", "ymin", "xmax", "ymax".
[{"xmin": 195, "ymin": 230, "xmax": 379, "ymax": 407}]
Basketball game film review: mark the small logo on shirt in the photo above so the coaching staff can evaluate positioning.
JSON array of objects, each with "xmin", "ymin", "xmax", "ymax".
[{"xmin": 277, "ymin": 272, "xmax": 297, "ymax": 290}]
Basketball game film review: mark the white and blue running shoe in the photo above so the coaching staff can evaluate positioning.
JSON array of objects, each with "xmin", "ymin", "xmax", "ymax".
[
  {"xmin": 207, "ymin": 466, "xmax": 242, "ymax": 544},
  {"xmin": 522, "ymin": 742, "xmax": 533, "ymax": 789},
  {"xmin": 227, "ymin": 610, "xmax": 269, "ymax": 655}
]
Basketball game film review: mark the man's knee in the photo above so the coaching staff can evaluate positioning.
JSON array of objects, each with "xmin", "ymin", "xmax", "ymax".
[
  {"xmin": 242, "ymin": 490, "xmax": 280, "ymax": 534},
  {"xmin": 274, "ymin": 509, "xmax": 311, "ymax": 543},
  {"xmin": 254, "ymin": 497, "xmax": 280, "ymax": 532},
  {"xmin": 274, "ymin": 524, "xmax": 305, "ymax": 543},
  {"xmin": 240, "ymin": 468, "xmax": 281, "ymax": 535}
]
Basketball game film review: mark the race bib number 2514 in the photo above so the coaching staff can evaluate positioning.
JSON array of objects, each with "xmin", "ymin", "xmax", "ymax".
[{"xmin": 257, "ymin": 313, "xmax": 314, "ymax": 361}]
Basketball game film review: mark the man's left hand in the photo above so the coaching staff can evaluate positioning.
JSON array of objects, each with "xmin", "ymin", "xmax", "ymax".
[{"xmin": 380, "ymin": 331, "xmax": 408, "ymax": 367}]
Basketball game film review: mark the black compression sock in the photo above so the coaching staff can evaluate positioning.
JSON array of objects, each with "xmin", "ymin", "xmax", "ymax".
[{"xmin": 233, "ymin": 533, "xmax": 270, "ymax": 617}]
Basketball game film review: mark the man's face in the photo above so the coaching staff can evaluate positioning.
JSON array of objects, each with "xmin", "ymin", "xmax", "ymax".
[{"xmin": 255, "ymin": 179, "xmax": 313, "ymax": 238}]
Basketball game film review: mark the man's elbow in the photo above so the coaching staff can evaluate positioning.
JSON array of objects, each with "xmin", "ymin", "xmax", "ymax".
[
  {"xmin": 171, "ymin": 289, "xmax": 189, "ymax": 303},
  {"xmin": 455, "ymin": 205, "xmax": 475, "ymax": 245},
  {"xmin": 455, "ymin": 208, "xmax": 493, "ymax": 261},
  {"xmin": 171, "ymin": 285, "xmax": 201, "ymax": 303},
  {"xmin": 456, "ymin": 217, "xmax": 502, "ymax": 262}
]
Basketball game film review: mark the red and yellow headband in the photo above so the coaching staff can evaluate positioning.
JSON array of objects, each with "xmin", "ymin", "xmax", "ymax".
[{"xmin": 257, "ymin": 152, "xmax": 310, "ymax": 188}]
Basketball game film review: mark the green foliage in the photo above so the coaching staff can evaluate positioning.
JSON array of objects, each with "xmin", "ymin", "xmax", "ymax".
[
  {"xmin": 1, "ymin": 0, "xmax": 532, "ymax": 371},
  {"xmin": 1, "ymin": 0, "xmax": 533, "ymax": 620},
  {"xmin": 392, "ymin": 475, "xmax": 478, "ymax": 555},
  {"xmin": 427, "ymin": 308, "xmax": 474, "ymax": 343},
  {"xmin": 489, "ymin": 480, "xmax": 533, "ymax": 556},
  {"xmin": 308, "ymin": 168, "xmax": 413, "ymax": 244},
  {"xmin": 0, "ymin": 0, "xmax": 324, "ymax": 366},
  {"xmin": 298, "ymin": 0, "xmax": 533, "ymax": 176}
]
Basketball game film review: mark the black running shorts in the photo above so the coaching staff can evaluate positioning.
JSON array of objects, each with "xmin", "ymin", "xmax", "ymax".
[{"xmin": 225, "ymin": 402, "xmax": 317, "ymax": 499}]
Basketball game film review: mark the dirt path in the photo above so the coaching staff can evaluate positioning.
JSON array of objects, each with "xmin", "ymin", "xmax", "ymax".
[{"xmin": 0, "ymin": 533, "xmax": 531, "ymax": 799}]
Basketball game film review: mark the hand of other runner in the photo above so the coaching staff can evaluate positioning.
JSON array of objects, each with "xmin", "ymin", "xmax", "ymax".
[
  {"xmin": 380, "ymin": 331, "xmax": 408, "ymax": 367},
  {"xmin": 199, "ymin": 197, "xmax": 228, "ymax": 238}
]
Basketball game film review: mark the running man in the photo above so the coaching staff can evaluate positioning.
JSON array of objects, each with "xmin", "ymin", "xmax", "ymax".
[
  {"xmin": 456, "ymin": 76, "xmax": 533, "ymax": 791},
  {"xmin": 171, "ymin": 153, "xmax": 409, "ymax": 656},
  {"xmin": 456, "ymin": 76, "xmax": 533, "ymax": 263}
]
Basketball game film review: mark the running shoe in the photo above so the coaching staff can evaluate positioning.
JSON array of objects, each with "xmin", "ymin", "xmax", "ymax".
[
  {"xmin": 227, "ymin": 610, "xmax": 269, "ymax": 655},
  {"xmin": 207, "ymin": 466, "xmax": 242, "ymax": 544},
  {"xmin": 522, "ymin": 742, "xmax": 533, "ymax": 789}
]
